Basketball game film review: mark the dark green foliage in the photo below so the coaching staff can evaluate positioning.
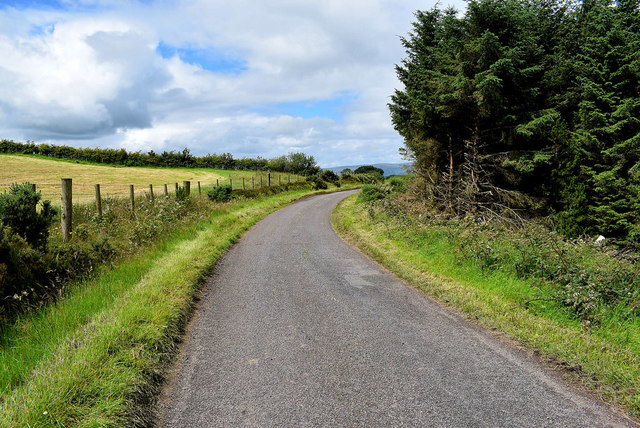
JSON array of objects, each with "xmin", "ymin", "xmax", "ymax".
[
  {"xmin": 354, "ymin": 165, "xmax": 384, "ymax": 178},
  {"xmin": 232, "ymin": 181, "xmax": 311, "ymax": 199},
  {"xmin": 340, "ymin": 168, "xmax": 353, "ymax": 178},
  {"xmin": 312, "ymin": 178, "xmax": 328, "ymax": 190},
  {"xmin": 390, "ymin": 0, "xmax": 640, "ymax": 244},
  {"xmin": 341, "ymin": 172, "xmax": 383, "ymax": 184},
  {"xmin": 0, "ymin": 183, "xmax": 56, "ymax": 249},
  {"xmin": 0, "ymin": 226, "xmax": 48, "ymax": 318},
  {"xmin": 357, "ymin": 185, "xmax": 388, "ymax": 203},
  {"xmin": 175, "ymin": 185, "xmax": 190, "ymax": 201},
  {"xmin": 207, "ymin": 185, "xmax": 233, "ymax": 202},
  {"xmin": 320, "ymin": 170, "xmax": 339, "ymax": 183},
  {"xmin": 0, "ymin": 140, "xmax": 320, "ymax": 175}
]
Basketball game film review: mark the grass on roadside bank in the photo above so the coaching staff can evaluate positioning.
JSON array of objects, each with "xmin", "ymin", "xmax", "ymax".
[
  {"xmin": 0, "ymin": 184, "xmax": 355, "ymax": 427},
  {"xmin": 332, "ymin": 194, "xmax": 640, "ymax": 420}
]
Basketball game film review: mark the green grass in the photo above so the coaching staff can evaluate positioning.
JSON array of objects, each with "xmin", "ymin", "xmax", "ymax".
[
  {"xmin": 332, "ymin": 195, "xmax": 640, "ymax": 420},
  {"xmin": 0, "ymin": 186, "xmax": 344, "ymax": 426}
]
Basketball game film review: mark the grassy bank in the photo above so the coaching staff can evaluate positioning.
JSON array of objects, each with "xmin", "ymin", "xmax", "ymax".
[
  {"xmin": 332, "ymin": 195, "xmax": 640, "ymax": 420},
  {"xmin": 0, "ymin": 186, "xmax": 340, "ymax": 426}
]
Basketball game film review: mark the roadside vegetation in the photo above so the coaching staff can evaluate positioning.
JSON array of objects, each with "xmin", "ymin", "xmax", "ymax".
[
  {"xmin": 0, "ymin": 170, "xmax": 356, "ymax": 426},
  {"xmin": 349, "ymin": 0, "xmax": 638, "ymax": 416},
  {"xmin": 389, "ymin": 0, "xmax": 639, "ymax": 247},
  {"xmin": 333, "ymin": 176, "xmax": 640, "ymax": 419}
]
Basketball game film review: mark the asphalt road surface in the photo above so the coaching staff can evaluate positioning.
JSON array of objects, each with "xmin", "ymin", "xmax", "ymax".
[{"xmin": 157, "ymin": 190, "xmax": 630, "ymax": 427}]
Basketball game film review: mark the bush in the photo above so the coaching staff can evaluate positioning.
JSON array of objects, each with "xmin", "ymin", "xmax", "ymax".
[
  {"xmin": 320, "ymin": 170, "xmax": 339, "ymax": 183},
  {"xmin": 207, "ymin": 185, "xmax": 233, "ymax": 202},
  {"xmin": 0, "ymin": 183, "xmax": 56, "ymax": 249},
  {"xmin": 312, "ymin": 178, "xmax": 328, "ymax": 190},
  {"xmin": 342, "ymin": 172, "xmax": 383, "ymax": 184},
  {"xmin": 357, "ymin": 184, "xmax": 388, "ymax": 203},
  {"xmin": 388, "ymin": 176, "xmax": 406, "ymax": 193},
  {"xmin": 354, "ymin": 165, "xmax": 384, "ymax": 178},
  {"xmin": 175, "ymin": 185, "xmax": 190, "ymax": 201},
  {"xmin": 340, "ymin": 168, "xmax": 353, "ymax": 178},
  {"xmin": 0, "ymin": 226, "xmax": 49, "ymax": 319}
]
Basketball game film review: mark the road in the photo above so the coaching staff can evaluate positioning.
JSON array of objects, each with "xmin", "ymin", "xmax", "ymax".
[{"xmin": 157, "ymin": 190, "xmax": 629, "ymax": 427}]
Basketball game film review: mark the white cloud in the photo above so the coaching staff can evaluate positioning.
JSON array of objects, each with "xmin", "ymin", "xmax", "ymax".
[{"xmin": 0, "ymin": 0, "xmax": 468, "ymax": 166}]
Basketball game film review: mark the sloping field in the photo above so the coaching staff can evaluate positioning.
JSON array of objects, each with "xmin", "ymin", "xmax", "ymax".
[{"xmin": 0, "ymin": 154, "xmax": 296, "ymax": 204}]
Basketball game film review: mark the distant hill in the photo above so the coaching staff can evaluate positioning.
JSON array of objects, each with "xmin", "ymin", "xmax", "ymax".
[{"xmin": 323, "ymin": 163, "xmax": 412, "ymax": 177}]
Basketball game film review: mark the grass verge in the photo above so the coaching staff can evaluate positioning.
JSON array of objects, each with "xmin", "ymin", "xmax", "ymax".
[
  {"xmin": 332, "ymin": 195, "xmax": 640, "ymax": 420},
  {"xmin": 0, "ymin": 186, "xmax": 340, "ymax": 426}
]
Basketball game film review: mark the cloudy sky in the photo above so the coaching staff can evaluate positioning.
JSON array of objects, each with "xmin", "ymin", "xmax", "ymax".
[{"xmin": 0, "ymin": 0, "xmax": 466, "ymax": 167}]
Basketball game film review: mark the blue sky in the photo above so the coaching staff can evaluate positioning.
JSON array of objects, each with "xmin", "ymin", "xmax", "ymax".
[
  {"xmin": 0, "ymin": 0, "xmax": 467, "ymax": 167},
  {"xmin": 156, "ymin": 42, "xmax": 247, "ymax": 75}
]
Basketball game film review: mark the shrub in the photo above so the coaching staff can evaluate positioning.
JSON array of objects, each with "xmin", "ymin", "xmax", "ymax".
[
  {"xmin": 342, "ymin": 172, "xmax": 383, "ymax": 184},
  {"xmin": 0, "ymin": 225, "xmax": 49, "ymax": 320},
  {"xmin": 0, "ymin": 183, "xmax": 56, "ymax": 249},
  {"xmin": 207, "ymin": 185, "xmax": 233, "ymax": 202},
  {"xmin": 388, "ymin": 176, "xmax": 406, "ymax": 193},
  {"xmin": 340, "ymin": 168, "xmax": 353, "ymax": 178},
  {"xmin": 320, "ymin": 170, "xmax": 339, "ymax": 183},
  {"xmin": 312, "ymin": 178, "xmax": 328, "ymax": 190},
  {"xmin": 354, "ymin": 165, "xmax": 384, "ymax": 178},
  {"xmin": 175, "ymin": 185, "xmax": 190, "ymax": 201},
  {"xmin": 357, "ymin": 184, "xmax": 388, "ymax": 203}
]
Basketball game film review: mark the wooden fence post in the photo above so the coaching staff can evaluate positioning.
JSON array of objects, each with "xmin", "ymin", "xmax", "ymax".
[
  {"xmin": 31, "ymin": 183, "xmax": 36, "ymax": 193},
  {"xmin": 279, "ymin": 175, "xmax": 281, "ymax": 186},
  {"xmin": 198, "ymin": 181, "xmax": 201, "ymax": 195},
  {"xmin": 252, "ymin": 176, "xmax": 255, "ymax": 190},
  {"xmin": 230, "ymin": 178, "xmax": 232, "ymax": 189},
  {"xmin": 95, "ymin": 184, "xmax": 102, "ymax": 218},
  {"xmin": 267, "ymin": 173, "xmax": 271, "ymax": 187},
  {"xmin": 149, "ymin": 184, "xmax": 154, "ymax": 204},
  {"xmin": 183, "ymin": 181, "xmax": 190, "ymax": 196},
  {"xmin": 61, "ymin": 178, "xmax": 72, "ymax": 241},
  {"xmin": 175, "ymin": 182, "xmax": 179, "ymax": 194},
  {"xmin": 242, "ymin": 177, "xmax": 245, "ymax": 190},
  {"xmin": 288, "ymin": 174, "xmax": 291, "ymax": 183},
  {"xmin": 164, "ymin": 184, "xmax": 168, "ymax": 197},
  {"xmin": 129, "ymin": 185, "xmax": 135, "ymax": 211},
  {"xmin": 260, "ymin": 176, "xmax": 263, "ymax": 188}
]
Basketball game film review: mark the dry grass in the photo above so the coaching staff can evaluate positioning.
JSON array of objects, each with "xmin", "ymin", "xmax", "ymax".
[{"xmin": 0, "ymin": 154, "xmax": 300, "ymax": 205}]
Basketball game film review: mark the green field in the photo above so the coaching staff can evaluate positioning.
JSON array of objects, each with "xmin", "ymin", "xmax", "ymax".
[{"xmin": 0, "ymin": 154, "xmax": 301, "ymax": 205}]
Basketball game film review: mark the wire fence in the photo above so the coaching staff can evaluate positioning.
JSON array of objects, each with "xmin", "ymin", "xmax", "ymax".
[{"xmin": 0, "ymin": 172, "xmax": 302, "ymax": 206}]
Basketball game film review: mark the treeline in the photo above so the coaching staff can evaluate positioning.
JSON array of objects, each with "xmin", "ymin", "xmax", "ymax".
[
  {"xmin": 0, "ymin": 139, "xmax": 321, "ymax": 176},
  {"xmin": 390, "ymin": 0, "xmax": 639, "ymax": 245}
]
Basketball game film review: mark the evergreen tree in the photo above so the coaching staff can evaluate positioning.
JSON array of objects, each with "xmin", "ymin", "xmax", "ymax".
[{"xmin": 390, "ymin": 0, "xmax": 640, "ymax": 244}]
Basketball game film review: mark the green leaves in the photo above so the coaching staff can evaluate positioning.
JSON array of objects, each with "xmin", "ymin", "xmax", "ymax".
[{"xmin": 391, "ymin": 0, "xmax": 640, "ymax": 245}]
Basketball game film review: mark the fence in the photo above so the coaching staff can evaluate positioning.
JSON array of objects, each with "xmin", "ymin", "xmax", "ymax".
[
  {"xmin": 1, "ymin": 172, "xmax": 303, "ymax": 241},
  {"xmin": 0, "ymin": 172, "xmax": 300, "ymax": 205}
]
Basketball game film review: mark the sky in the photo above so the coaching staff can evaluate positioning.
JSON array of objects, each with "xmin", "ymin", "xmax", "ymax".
[{"xmin": 0, "ymin": 0, "xmax": 467, "ymax": 167}]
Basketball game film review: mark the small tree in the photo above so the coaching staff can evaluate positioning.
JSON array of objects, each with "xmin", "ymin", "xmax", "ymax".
[{"xmin": 0, "ymin": 183, "xmax": 56, "ymax": 250}]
